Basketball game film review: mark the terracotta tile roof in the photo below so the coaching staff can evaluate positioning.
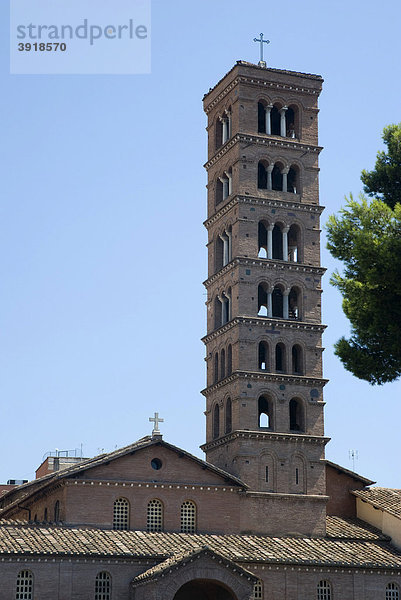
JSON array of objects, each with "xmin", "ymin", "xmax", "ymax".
[
  {"xmin": 352, "ymin": 488, "xmax": 401, "ymax": 518},
  {"xmin": 324, "ymin": 460, "xmax": 375, "ymax": 486},
  {"xmin": 0, "ymin": 437, "xmax": 247, "ymax": 518},
  {"xmin": 326, "ymin": 516, "xmax": 390, "ymax": 541},
  {"xmin": 131, "ymin": 546, "xmax": 257, "ymax": 586},
  {"xmin": 0, "ymin": 518, "xmax": 399, "ymax": 569}
]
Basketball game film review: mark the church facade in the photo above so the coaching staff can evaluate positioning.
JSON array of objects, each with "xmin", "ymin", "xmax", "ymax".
[{"xmin": 0, "ymin": 60, "xmax": 400, "ymax": 600}]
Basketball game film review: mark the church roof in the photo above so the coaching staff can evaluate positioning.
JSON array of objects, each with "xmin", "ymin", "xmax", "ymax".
[
  {"xmin": 0, "ymin": 436, "xmax": 247, "ymax": 517},
  {"xmin": 131, "ymin": 546, "xmax": 257, "ymax": 586},
  {"xmin": 325, "ymin": 460, "xmax": 375, "ymax": 485},
  {"xmin": 0, "ymin": 517, "xmax": 399, "ymax": 569},
  {"xmin": 352, "ymin": 488, "xmax": 401, "ymax": 518}
]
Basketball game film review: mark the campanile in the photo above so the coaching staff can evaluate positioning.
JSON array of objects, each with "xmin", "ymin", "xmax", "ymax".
[{"xmin": 201, "ymin": 60, "xmax": 329, "ymax": 505}]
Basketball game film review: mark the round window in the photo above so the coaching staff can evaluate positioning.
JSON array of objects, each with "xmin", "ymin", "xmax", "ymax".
[{"xmin": 151, "ymin": 458, "xmax": 162, "ymax": 470}]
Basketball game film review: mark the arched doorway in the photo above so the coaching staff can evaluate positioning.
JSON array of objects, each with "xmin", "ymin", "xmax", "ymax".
[{"xmin": 173, "ymin": 579, "xmax": 237, "ymax": 600}]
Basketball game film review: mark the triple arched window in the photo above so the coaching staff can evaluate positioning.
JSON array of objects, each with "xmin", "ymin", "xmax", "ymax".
[
  {"xmin": 213, "ymin": 397, "xmax": 232, "ymax": 439},
  {"xmin": 258, "ymin": 340, "xmax": 303, "ymax": 375},
  {"xmin": 95, "ymin": 572, "xmax": 111, "ymax": 600},
  {"xmin": 258, "ymin": 160, "xmax": 299, "ymax": 194},
  {"xmin": 257, "ymin": 101, "xmax": 298, "ymax": 138},
  {"xmin": 213, "ymin": 344, "xmax": 233, "ymax": 383},
  {"xmin": 113, "ymin": 497, "xmax": 129, "ymax": 530},
  {"xmin": 258, "ymin": 284, "xmax": 301, "ymax": 321},
  {"xmin": 215, "ymin": 107, "xmax": 232, "ymax": 150},
  {"xmin": 258, "ymin": 221, "xmax": 301, "ymax": 262},
  {"xmin": 16, "ymin": 570, "xmax": 33, "ymax": 600},
  {"xmin": 214, "ymin": 289, "xmax": 231, "ymax": 329}
]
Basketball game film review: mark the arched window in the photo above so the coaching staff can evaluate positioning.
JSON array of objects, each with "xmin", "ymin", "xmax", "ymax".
[
  {"xmin": 95, "ymin": 572, "xmax": 111, "ymax": 600},
  {"xmin": 272, "ymin": 164, "xmax": 283, "ymax": 191},
  {"xmin": 113, "ymin": 497, "xmax": 129, "ymax": 530},
  {"xmin": 317, "ymin": 580, "xmax": 332, "ymax": 600},
  {"xmin": 215, "ymin": 118, "xmax": 223, "ymax": 150},
  {"xmin": 270, "ymin": 105, "xmax": 280, "ymax": 135},
  {"xmin": 215, "ymin": 178, "xmax": 223, "ymax": 206},
  {"xmin": 253, "ymin": 579, "xmax": 263, "ymax": 599},
  {"xmin": 275, "ymin": 343, "xmax": 286, "ymax": 373},
  {"xmin": 16, "ymin": 570, "xmax": 33, "ymax": 600},
  {"xmin": 259, "ymin": 341, "xmax": 269, "ymax": 370},
  {"xmin": 54, "ymin": 500, "xmax": 60, "ymax": 522},
  {"xmin": 258, "ymin": 283, "xmax": 268, "ymax": 317},
  {"xmin": 215, "ymin": 235, "xmax": 224, "ymax": 271},
  {"xmin": 287, "ymin": 165, "xmax": 299, "ymax": 193},
  {"xmin": 286, "ymin": 104, "xmax": 299, "ymax": 138},
  {"xmin": 214, "ymin": 296, "xmax": 222, "ymax": 329},
  {"xmin": 386, "ymin": 583, "xmax": 400, "ymax": 600},
  {"xmin": 272, "ymin": 285, "xmax": 284, "ymax": 318},
  {"xmin": 225, "ymin": 397, "xmax": 232, "ymax": 434},
  {"xmin": 258, "ymin": 160, "xmax": 268, "ymax": 189},
  {"xmin": 220, "ymin": 348, "xmax": 226, "ymax": 379},
  {"xmin": 258, "ymin": 221, "xmax": 268, "ymax": 258},
  {"xmin": 292, "ymin": 344, "xmax": 303, "ymax": 375},
  {"xmin": 213, "ymin": 404, "xmax": 220, "ymax": 439},
  {"xmin": 181, "ymin": 500, "xmax": 197, "ymax": 533},
  {"xmin": 289, "ymin": 398, "xmax": 305, "ymax": 432},
  {"xmin": 44, "ymin": 507, "xmax": 48, "ymax": 522},
  {"xmin": 289, "ymin": 287, "xmax": 300, "ymax": 320},
  {"xmin": 214, "ymin": 352, "xmax": 219, "ymax": 383},
  {"xmin": 272, "ymin": 224, "xmax": 283, "ymax": 259},
  {"xmin": 258, "ymin": 101, "xmax": 267, "ymax": 133},
  {"xmin": 227, "ymin": 345, "xmax": 232, "ymax": 376},
  {"xmin": 258, "ymin": 395, "xmax": 273, "ymax": 429},
  {"xmin": 147, "ymin": 499, "xmax": 163, "ymax": 532},
  {"xmin": 288, "ymin": 225, "xmax": 300, "ymax": 262}
]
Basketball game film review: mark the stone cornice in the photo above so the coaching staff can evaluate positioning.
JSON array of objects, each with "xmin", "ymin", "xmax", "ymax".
[
  {"xmin": 203, "ymin": 258, "xmax": 326, "ymax": 288},
  {"xmin": 204, "ymin": 67, "xmax": 322, "ymax": 114},
  {"xmin": 201, "ymin": 430, "xmax": 330, "ymax": 452},
  {"xmin": 201, "ymin": 369, "xmax": 328, "ymax": 396},
  {"xmin": 204, "ymin": 133, "xmax": 322, "ymax": 171},
  {"xmin": 202, "ymin": 317, "xmax": 326, "ymax": 344},
  {"xmin": 204, "ymin": 195, "xmax": 324, "ymax": 229}
]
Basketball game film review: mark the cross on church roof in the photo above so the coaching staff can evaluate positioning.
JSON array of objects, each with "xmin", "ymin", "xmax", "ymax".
[
  {"xmin": 253, "ymin": 33, "xmax": 270, "ymax": 68},
  {"xmin": 149, "ymin": 412, "xmax": 164, "ymax": 437}
]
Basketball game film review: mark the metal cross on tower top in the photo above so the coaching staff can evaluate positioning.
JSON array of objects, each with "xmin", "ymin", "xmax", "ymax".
[
  {"xmin": 253, "ymin": 33, "xmax": 270, "ymax": 68},
  {"xmin": 149, "ymin": 412, "xmax": 164, "ymax": 436}
]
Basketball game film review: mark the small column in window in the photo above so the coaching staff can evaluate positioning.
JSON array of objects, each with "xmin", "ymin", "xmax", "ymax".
[
  {"xmin": 265, "ymin": 104, "xmax": 273, "ymax": 135},
  {"xmin": 283, "ymin": 289, "xmax": 290, "ymax": 320},
  {"xmin": 279, "ymin": 106, "xmax": 288, "ymax": 137},
  {"xmin": 267, "ymin": 164, "xmax": 274, "ymax": 190},
  {"xmin": 281, "ymin": 167, "xmax": 290, "ymax": 192},
  {"xmin": 282, "ymin": 226, "xmax": 290, "ymax": 261}
]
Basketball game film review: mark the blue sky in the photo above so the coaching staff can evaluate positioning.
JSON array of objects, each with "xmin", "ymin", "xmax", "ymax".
[{"xmin": 1, "ymin": 0, "xmax": 400, "ymax": 486}]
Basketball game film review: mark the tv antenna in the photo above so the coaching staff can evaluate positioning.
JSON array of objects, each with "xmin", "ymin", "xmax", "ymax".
[{"xmin": 349, "ymin": 449, "xmax": 359, "ymax": 472}]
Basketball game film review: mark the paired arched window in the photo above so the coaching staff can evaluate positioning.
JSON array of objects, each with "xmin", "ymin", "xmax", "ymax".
[
  {"xmin": 215, "ymin": 168, "xmax": 232, "ymax": 205},
  {"xmin": 95, "ymin": 572, "xmax": 111, "ymax": 600},
  {"xmin": 387, "ymin": 583, "xmax": 400, "ymax": 600},
  {"xmin": 317, "ymin": 580, "xmax": 332, "ymax": 600},
  {"xmin": 147, "ymin": 499, "xmax": 163, "ymax": 532},
  {"xmin": 289, "ymin": 398, "xmax": 305, "ymax": 432},
  {"xmin": 253, "ymin": 579, "xmax": 264, "ymax": 599},
  {"xmin": 113, "ymin": 497, "xmax": 129, "ymax": 530},
  {"xmin": 181, "ymin": 500, "xmax": 197, "ymax": 533},
  {"xmin": 16, "ymin": 570, "xmax": 33, "ymax": 600},
  {"xmin": 54, "ymin": 500, "xmax": 60, "ymax": 522},
  {"xmin": 214, "ymin": 290, "xmax": 231, "ymax": 329},
  {"xmin": 213, "ymin": 404, "xmax": 220, "ymax": 439},
  {"xmin": 215, "ymin": 108, "xmax": 232, "ymax": 150},
  {"xmin": 215, "ymin": 227, "xmax": 232, "ymax": 272},
  {"xmin": 225, "ymin": 397, "xmax": 232, "ymax": 434},
  {"xmin": 258, "ymin": 395, "xmax": 273, "ymax": 429}
]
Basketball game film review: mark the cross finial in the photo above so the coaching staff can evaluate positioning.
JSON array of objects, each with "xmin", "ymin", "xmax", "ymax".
[
  {"xmin": 149, "ymin": 412, "xmax": 164, "ymax": 437},
  {"xmin": 253, "ymin": 33, "xmax": 270, "ymax": 68}
]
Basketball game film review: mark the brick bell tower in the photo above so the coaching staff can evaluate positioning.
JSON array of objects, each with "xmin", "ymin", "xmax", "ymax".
[{"xmin": 201, "ymin": 60, "xmax": 329, "ymax": 506}]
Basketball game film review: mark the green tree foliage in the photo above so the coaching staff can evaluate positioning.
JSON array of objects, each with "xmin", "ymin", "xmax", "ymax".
[
  {"xmin": 326, "ymin": 124, "xmax": 401, "ymax": 385},
  {"xmin": 361, "ymin": 123, "xmax": 401, "ymax": 209}
]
